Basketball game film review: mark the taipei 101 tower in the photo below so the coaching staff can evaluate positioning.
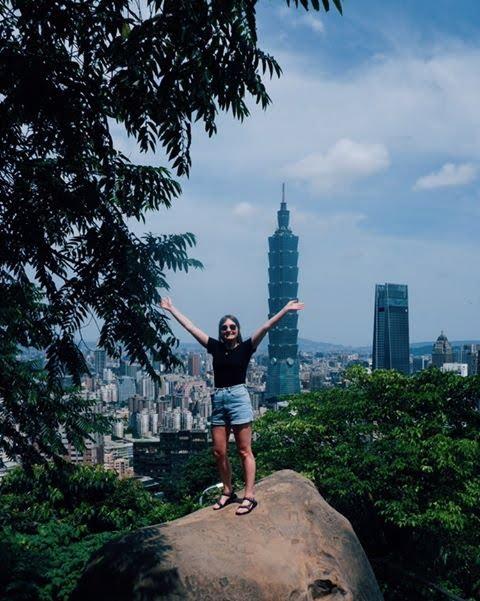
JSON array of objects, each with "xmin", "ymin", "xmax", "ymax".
[{"xmin": 266, "ymin": 185, "xmax": 300, "ymax": 401}]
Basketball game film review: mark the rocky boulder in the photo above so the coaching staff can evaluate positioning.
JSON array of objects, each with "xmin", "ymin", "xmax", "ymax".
[{"xmin": 71, "ymin": 470, "xmax": 383, "ymax": 600}]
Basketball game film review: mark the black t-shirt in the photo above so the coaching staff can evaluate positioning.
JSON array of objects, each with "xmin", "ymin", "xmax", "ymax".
[{"xmin": 207, "ymin": 337, "xmax": 256, "ymax": 388}]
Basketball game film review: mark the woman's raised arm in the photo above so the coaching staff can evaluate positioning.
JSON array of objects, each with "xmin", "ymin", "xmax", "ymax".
[
  {"xmin": 160, "ymin": 297, "xmax": 209, "ymax": 348},
  {"xmin": 251, "ymin": 300, "xmax": 304, "ymax": 349}
]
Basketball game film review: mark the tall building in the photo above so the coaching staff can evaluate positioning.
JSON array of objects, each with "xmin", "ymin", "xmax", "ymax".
[
  {"xmin": 94, "ymin": 348, "xmax": 106, "ymax": 376},
  {"xmin": 124, "ymin": 363, "xmax": 139, "ymax": 379},
  {"xmin": 464, "ymin": 344, "xmax": 480, "ymax": 376},
  {"xmin": 432, "ymin": 332, "xmax": 453, "ymax": 368},
  {"xmin": 187, "ymin": 353, "xmax": 201, "ymax": 377},
  {"xmin": 118, "ymin": 375, "xmax": 136, "ymax": 402},
  {"xmin": 140, "ymin": 374, "xmax": 156, "ymax": 401},
  {"xmin": 266, "ymin": 188, "xmax": 300, "ymax": 399},
  {"xmin": 133, "ymin": 430, "xmax": 208, "ymax": 483},
  {"xmin": 100, "ymin": 382, "xmax": 118, "ymax": 404},
  {"xmin": 372, "ymin": 283, "xmax": 410, "ymax": 375},
  {"xmin": 133, "ymin": 411, "xmax": 150, "ymax": 438}
]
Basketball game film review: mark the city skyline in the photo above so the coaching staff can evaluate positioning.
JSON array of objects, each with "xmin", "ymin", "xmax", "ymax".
[{"xmin": 78, "ymin": 0, "xmax": 480, "ymax": 347}]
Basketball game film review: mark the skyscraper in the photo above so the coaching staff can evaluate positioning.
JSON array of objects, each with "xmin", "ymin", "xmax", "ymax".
[
  {"xmin": 464, "ymin": 344, "xmax": 480, "ymax": 376},
  {"xmin": 94, "ymin": 348, "xmax": 106, "ymax": 377},
  {"xmin": 372, "ymin": 283, "xmax": 410, "ymax": 374},
  {"xmin": 432, "ymin": 332, "xmax": 453, "ymax": 368},
  {"xmin": 266, "ymin": 188, "xmax": 300, "ymax": 400},
  {"xmin": 187, "ymin": 353, "xmax": 201, "ymax": 377}
]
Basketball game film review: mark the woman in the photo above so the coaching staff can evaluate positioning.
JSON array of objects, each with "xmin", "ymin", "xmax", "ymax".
[{"xmin": 160, "ymin": 297, "xmax": 304, "ymax": 515}]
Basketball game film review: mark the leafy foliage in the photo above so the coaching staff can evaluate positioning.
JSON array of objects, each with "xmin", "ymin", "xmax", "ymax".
[
  {"xmin": 286, "ymin": 0, "xmax": 343, "ymax": 15},
  {"xmin": 0, "ymin": 0, "xmax": 341, "ymax": 465},
  {"xmin": 254, "ymin": 368, "xmax": 480, "ymax": 600},
  {"xmin": 164, "ymin": 443, "xmax": 245, "ymax": 502},
  {"xmin": 0, "ymin": 287, "xmax": 111, "ymax": 465},
  {"xmin": 0, "ymin": 463, "xmax": 193, "ymax": 601}
]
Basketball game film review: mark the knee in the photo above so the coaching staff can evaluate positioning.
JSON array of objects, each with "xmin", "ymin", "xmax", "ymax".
[
  {"xmin": 237, "ymin": 446, "xmax": 253, "ymax": 461},
  {"xmin": 213, "ymin": 446, "xmax": 227, "ymax": 460}
]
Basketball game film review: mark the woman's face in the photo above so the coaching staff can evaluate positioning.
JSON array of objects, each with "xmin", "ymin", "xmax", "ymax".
[{"xmin": 220, "ymin": 318, "xmax": 238, "ymax": 344}]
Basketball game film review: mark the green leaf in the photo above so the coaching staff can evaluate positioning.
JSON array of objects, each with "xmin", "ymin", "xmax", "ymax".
[
  {"xmin": 332, "ymin": 0, "xmax": 343, "ymax": 15},
  {"xmin": 121, "ymin": 22, "xmax": 130, "ymax": 39}
]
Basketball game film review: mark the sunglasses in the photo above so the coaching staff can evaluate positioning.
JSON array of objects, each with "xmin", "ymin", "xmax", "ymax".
[{"xmin": 221, "ymin": 324, "xmax": 237, "ymax": 332}]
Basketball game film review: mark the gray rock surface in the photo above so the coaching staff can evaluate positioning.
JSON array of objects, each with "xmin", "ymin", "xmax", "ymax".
[{"xmin": 71, "ymin": 470, "xmax": 383, "ymax": 600}]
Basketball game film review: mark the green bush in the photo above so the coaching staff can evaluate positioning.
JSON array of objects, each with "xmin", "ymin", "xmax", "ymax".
[
  {"xmin": 165, "ymin": 443, "xmax": 245, "ymax": 503},
  {"xmin": 254, "ymin": 368, "xmax": 480, "ymax": 601},
  {"xmin": 3, "ymin": 367, "xmax": 478, "ymax": 600},
  {"xmin": 0, "ymin": 464, "xmax": 193, "ymax": 601}
]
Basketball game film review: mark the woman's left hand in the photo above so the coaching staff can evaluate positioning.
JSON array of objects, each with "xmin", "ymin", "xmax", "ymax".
[{"xmin": 284, "ymin": 299, "xmax": 305, "ymax": 312}]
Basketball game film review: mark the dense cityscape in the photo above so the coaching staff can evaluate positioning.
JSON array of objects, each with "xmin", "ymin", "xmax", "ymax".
[{"xmin": 2, "ymin": 200, "xmax": 478, "ymax": 496}]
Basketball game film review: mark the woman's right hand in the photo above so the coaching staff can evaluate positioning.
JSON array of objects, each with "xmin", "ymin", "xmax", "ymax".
[
  {"xmin": 284, "ymin": 299, "xmax": 305, "ymax": 312},
  {"xmin": 160, "ymin": 296, "xmax": 174, "ymax": 312},
  {"xmin": 160, "ymin": 298, "xmax": 208, "ymax": 347}
]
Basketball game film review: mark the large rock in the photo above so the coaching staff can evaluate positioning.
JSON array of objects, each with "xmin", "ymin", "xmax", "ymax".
[{"xmin": 71, "ymin": 470, "xmax": 383, "ymax": 600}]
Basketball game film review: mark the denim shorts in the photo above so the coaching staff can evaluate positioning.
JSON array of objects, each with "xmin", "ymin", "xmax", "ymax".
[{"xmin": 211, "ymin": 384, "xmax": 254, "ymax": 427}]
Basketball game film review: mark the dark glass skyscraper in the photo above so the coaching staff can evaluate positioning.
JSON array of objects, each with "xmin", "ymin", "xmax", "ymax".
[
  {"xmin": 94, "ymin": 348, "xmax": 106, "ymax": 376},
  {"xmin": 372, "ymin": 283, "xmax": 410, "ymax": 374},
  {"xmin": 266, "ymin": 193, "xmax": 300, "ymax": 399}
]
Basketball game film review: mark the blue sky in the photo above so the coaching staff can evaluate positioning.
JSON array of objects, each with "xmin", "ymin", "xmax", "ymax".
[{"xmin": 108, "ymin": 0, "xmax": 480, "ymax": 347}]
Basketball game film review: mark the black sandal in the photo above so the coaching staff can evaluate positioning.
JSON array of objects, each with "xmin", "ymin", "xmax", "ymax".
[
  {"xmin": 235, "ymin": 496, "xmax": 258, "ymax": 515},
  {"xmin": 212, "ymin": 491, "xmax": 237, "ymax": 510}
]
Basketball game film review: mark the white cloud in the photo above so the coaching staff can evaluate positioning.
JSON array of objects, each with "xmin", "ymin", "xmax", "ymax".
[
  {"xmin": 414, "ymin": 162, "xmax": 477, "ymax": 190},
  {"xmin": 121, "ymin": 195, "xmax": 480, "ymax": 347},
  {"xmin": 107, "ymin": 29, "xmax": 480, "ymax": 346},
  {"xmin": 284, "ymin": 139, "xmax": 390, "ymax": 193},
  {"xmin": 277, "ymin": 6, "xmax": 325, "ymax": 35},
  {"xmin": 298, "ymin": 14, "xmax": 325, "ymax": 35},
  {"xmin": 232, "ymin": 202, "xmax": 257, "ymax": 218},
  {"xmin": 114, "ymin": 43, "xmax": 480, "ymax": 199},
  {"xmin": 191, "ymin": 46, "xmax": 480, "ymax": 184}
]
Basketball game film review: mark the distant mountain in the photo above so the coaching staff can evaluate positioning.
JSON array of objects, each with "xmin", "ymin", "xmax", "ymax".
[
  {"xmin": 410, "ymin": 340, "xmax": 480, "ymax": 356},
  {"xmin": 257, "ymin": 337, "xmax": 367, "ymax": 355},
  {"xmin": 78, "ymin": 340, "xmax": 96, "ymax": 353},
  {"xmin": 410, "ymin": 340, "xmax": 480, "ymax": 348},
  {"xmin": 178, "ymin": 341, "xmax": 204, "ymax": 352},
  {"xmin": 177, "ymin": 338, "xmax": 351, "ymax": 354},
  {"xmin": 298, "ymin": 337, "xmax": 347, "ymax": 353},
  {"xmin": 82, "ymin": 338, "xmax": 480, "ymax": 358}
]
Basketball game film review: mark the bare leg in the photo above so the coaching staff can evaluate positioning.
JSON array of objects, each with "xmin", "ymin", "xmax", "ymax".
[
  {"xmin": 233, "ymin": 423, "xmax": 256, "ymax": 513},
  {"xmin": 211, "ymin": 425, "xmax": 232, "ymax": 508}
]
